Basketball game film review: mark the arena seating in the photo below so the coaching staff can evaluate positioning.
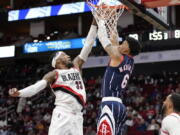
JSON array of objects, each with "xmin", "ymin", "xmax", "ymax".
[{"xmin": 0, "ymin": 63, "xmax": 179, "ymax": 135}]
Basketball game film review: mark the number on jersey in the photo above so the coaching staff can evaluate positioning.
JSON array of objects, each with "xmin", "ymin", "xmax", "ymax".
[
  {"xmin": 121, "ymin": 74, "xmax": 130, "ymax": 89},
  {"xmin": 75, "ymin": 81, "xmax": 83, "ymax": 89}
]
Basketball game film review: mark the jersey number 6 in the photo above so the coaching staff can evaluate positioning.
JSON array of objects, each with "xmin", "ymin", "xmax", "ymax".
[{"xmin": 121, "ymin": 74, "xmax": 130, "ymax": 89}]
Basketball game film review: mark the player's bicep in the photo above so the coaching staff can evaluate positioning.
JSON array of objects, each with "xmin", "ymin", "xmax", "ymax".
[
  {"xmin": 43, "ymin": 71, "xmax": 56, "ymax": 84},
  {"xmin": 73, "ymin": 56, "xmax": 85, "ymax": 70}
]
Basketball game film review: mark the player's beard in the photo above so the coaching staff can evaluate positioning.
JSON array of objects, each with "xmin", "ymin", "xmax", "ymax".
[
  {"xmin": 66, "ymin": 62, "xmax": 74, "ymax": 68},
  {"xmin": 161, "ymin": 104, "xmax": 167, "ymax": 117}
]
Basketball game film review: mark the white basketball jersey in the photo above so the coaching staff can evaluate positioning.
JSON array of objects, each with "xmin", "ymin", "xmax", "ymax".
[
  {"xmin": 51, "ymin": 68, "xmax": 86, "ymax": 108},
  {"xmin": 161, "ymin": 113, "xmax": 180, "ymax": 135}
]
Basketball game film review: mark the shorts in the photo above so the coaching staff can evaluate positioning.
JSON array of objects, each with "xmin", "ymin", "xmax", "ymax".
[
  {"xmin": 97, "ymin": 97, "xmax": 126, "ymax": 135},
  {"xmin": 48, "ymin": 106, "xmax": 83, "ymax": 135}
]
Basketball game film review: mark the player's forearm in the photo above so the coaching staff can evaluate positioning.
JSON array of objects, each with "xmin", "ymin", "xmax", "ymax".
[
  {"xmin": 97, "ymin": 20, "xmax": 120, "ymax": 59},
  {"xmin": 79, "ymin": 25, "xmax": 97, "ymax": 62},
  {"xmin": 19, "ymin": 80, "xmax": 47, "ymax": 97}
]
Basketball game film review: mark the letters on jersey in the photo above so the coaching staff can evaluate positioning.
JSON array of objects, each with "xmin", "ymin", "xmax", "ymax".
[
  {"xmin": 61, "ymin": 73, "xmax": 81, "ymax": 82},
  {"xmin": 119, "ymin": 64, "xmax": 132, "ymax": 73},
  {"xmin": 51, "ymin": 68, "xmax": 86, "ymax": 106}
]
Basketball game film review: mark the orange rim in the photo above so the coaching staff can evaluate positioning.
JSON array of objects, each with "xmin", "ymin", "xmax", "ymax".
[{"xmin": 86, "ymin": 0, "xmax": 129, "ymax": 9}]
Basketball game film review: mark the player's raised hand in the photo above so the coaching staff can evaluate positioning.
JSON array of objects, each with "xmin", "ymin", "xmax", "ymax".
[{"xmin": 9, "ymin": 88, "xmax": 20, "ymax": 97}]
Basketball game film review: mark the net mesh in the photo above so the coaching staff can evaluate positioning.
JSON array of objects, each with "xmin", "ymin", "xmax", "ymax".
[{"xmin": 87, "ymin": 0, "xmax": 125, "ymax": 42}]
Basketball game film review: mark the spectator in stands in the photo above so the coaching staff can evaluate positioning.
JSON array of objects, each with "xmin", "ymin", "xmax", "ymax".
[{"xmin": 147, "ymin": 119, "xmax": 159, "ymax": 131}]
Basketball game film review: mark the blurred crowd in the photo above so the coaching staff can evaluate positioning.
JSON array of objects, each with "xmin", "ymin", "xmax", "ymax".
[{"xmin": 0, "ymin": 63, "xmax": 180, "ymax": 135}]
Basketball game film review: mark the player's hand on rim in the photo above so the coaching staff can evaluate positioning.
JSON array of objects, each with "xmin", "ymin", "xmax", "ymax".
[{"xmin": 9, "ymin": 88, "xmax": 20, "ymax": 97}]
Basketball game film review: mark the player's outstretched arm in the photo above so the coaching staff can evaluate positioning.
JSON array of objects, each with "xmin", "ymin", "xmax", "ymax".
[
  {"xmin": 9, "ymin": 71, "xmax": 56, "ymax": 97},
  {"xmin": 73, "ymin": 18, "xmax": 97, "ymax": 70},
  {"xmin": 97, "ymin": 20, "xmax": 122, "ymax": 61}
]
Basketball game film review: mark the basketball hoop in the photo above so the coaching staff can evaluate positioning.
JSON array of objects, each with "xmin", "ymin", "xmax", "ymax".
[{"xmin": 86, "ymin": 0, "xmax": 127, "ymax": 41}]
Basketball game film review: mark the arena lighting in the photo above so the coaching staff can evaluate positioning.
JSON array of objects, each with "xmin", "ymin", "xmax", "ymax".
[
  {"xmin": 47, "ymin": 36, "xmax": 51, "ymax": 40},
  {"xmin": 0, "ymin": 45, "xmax": 15, "ymax": 58},
  {"xmin": 54, "ymin": 31, "xmax": 59, "ymax": 34},
  {"xmin": 33, "ymin": 39, "xmax": 39, "ymax": 43}
]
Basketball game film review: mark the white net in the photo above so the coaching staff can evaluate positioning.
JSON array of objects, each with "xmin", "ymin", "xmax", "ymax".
[{"xmin": 87, "ymin": 0, "xmax": 125, "ymax": 42}]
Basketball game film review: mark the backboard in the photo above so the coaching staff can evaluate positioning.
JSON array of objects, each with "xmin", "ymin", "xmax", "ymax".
[{"xmin": 120, "ymin": 0, "xmax": 172, "ymax": 30}]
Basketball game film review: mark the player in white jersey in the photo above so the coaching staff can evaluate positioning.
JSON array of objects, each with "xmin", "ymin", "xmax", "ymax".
[
  {"xmin": 161, "ymin": 93, "xmax": 180, "ymax": 135},
  {"xmin": 9, "ymin": 19, "xmax": 97, "ymax": 135}
]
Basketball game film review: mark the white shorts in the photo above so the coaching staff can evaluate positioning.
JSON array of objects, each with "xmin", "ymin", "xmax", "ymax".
[{"xmin": 48, "ymin": 106, "xmax": 83, "ymax": 135}]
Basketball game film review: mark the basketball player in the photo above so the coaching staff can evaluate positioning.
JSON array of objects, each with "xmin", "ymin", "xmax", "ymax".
[
  {"xmin": 161, "ymin": 93, "xmax": 180, "ymax": 135},
  {"xmin": 9, "ymin": 19, "xmax": 97, "ymax": 135},
  {"xmin": 96, "ymin": 20, "xmax": 141, "ymax": 135}
]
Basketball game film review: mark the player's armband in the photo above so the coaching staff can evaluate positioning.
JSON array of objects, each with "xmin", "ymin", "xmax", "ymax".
[{"xmin": 19, "ymin": 80, "xmax": 47, "ymax": 97}]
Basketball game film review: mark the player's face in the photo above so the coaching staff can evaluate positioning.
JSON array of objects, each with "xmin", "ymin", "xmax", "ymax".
[
  {"xmin": 162, "ymin": 95, "xmax": 173, "ymax": 116},
  {"xmin": 118, "ymin": 40, "xmax": 130, "ymax": 55},
  {"xmin": 56, "ymin": 52, "xmax": 73, "ymax": 69}
]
